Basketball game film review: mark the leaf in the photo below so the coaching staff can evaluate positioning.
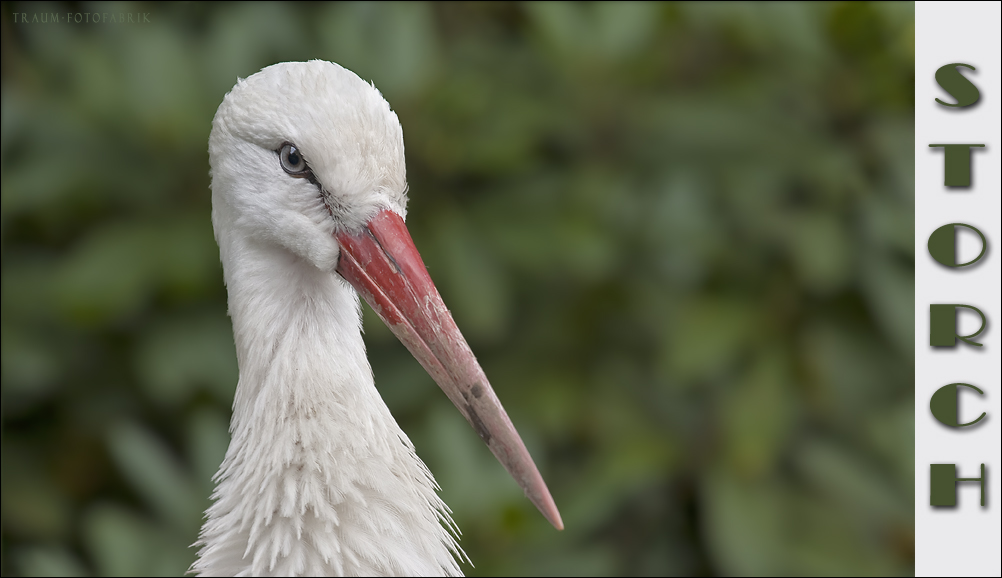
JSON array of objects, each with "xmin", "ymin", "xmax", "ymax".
[
  {"xmin": 662, "ymin": 297, "xmax": 758, "ymax": 383},
  {"xmin": 318, "ymin": 2, "xmax": 440, "ymax": 101},
  {"xmin": 15, "ymin": 546, "xmax": 89, "ymax": 578},
  {"xmin": 82, "ymin": 504, "xmax": 153, "ymax": 578},
  {"xmin": 105, "ymin": 421, "xmax": 201, "ymax": 535},
  {"xmin": 81, "ymin": 503, "xmax": 194, "ymax": 577},
  {"xmin": 795, "ymin": 438, "xmax": 910, "ymax": 524},
  {"xmin": 185, "ymin": 407, "xmax": 232, "ymax": 499},
  {"xmin": 860, "ymin": 251, "xmax": 914, "ymax": 359},
  {"xmin": 133, "ymin": 311, "xmax": 237, "ymax": 407},
  {"xmin": 702, "ymin": 468, "xmax": 786, "ymax": 576},
  {"xmin": 721, "ymin": 348, "xmax": 794, "ymax": 476},
  {"xmin": 786, "ymin": 213, "xmax": 852, "ymax": 294}
]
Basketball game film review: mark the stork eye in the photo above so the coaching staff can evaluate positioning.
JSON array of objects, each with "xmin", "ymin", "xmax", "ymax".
[{"xmin": 279, "ymin": 143, "xmax": 310, "ymax": 177}]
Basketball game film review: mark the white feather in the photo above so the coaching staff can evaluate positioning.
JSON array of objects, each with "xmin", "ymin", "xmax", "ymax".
[{"xmin": 192, "ymin": 61, "xmax": 464, "ymax": 577}]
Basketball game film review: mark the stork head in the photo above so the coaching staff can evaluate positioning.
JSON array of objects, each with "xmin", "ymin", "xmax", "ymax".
[
  {"xmin": 209, "ymin": 60, "xmax": 408, "ymax": 270},
  {"xmin": 208, "ymin": 61, "xmax": 563, "ymax": 530}
]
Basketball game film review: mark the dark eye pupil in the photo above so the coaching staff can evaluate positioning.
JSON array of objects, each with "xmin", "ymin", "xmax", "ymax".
[{"xmin": 288, "ymin": 149, "xmax": 301, "ymax": 166}]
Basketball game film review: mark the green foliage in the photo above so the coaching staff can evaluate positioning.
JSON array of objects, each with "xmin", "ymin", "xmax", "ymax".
[{"xmin": 2, "ymin": 2, "xmax": 914, "ymax": 575}]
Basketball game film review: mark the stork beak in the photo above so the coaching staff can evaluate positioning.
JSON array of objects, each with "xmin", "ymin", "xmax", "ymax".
[{"xmin": 335, "ymin": 209, "xmax": 563, "ymax": 531}]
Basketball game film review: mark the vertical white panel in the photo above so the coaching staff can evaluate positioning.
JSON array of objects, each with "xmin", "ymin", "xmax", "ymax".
[{"xmin": 915, "ymin": 2, "xmax": 1001, "ymax": 576}]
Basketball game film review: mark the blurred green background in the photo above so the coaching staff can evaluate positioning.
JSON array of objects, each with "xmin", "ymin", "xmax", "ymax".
[{"xmin": 1, "ymin": 2, "xmax": 915, "ymax": 576}]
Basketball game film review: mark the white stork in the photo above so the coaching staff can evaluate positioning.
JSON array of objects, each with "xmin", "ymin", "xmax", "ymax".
[{"xmin": 191, "ymin": 61, "xmax": 562, "ymax": 576}]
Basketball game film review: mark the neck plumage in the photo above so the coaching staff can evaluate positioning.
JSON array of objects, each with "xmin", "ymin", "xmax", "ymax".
[{"xmin": 192, "ymin": 234, "xmax": 463, "ymax": 577}]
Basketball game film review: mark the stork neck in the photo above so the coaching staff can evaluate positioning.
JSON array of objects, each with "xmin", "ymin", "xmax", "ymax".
[
  {"xmin": 195, "ymin": 235, "xmax": 461, "ymax": 576},
  {"xmin": 222, "ymin": 238, "xmax": 370, "ymax": 411}
]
